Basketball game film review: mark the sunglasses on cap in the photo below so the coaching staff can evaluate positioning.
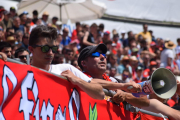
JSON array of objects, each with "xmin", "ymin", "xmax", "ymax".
[
  {"xmin": 91, "ymin": 52, "xmax": 106, "ymax": 58},
  {"xmin": 32, "ymin": 45, "xmax": 58, "ymax": 53},
  {"xmin": 19, "ymin": 55, "xmax": 27, "ymax": 59}
]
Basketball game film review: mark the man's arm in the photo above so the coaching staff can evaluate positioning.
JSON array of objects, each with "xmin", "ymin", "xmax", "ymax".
[
  {"xmin": 0, "ymin": 52, "xmax": 7, "ymax": 61},
  {"xmin": 142, "ymin": 99, "xmax": 180, "ymax": 120},
  {"xmin": 167, "ymin": 57, "xmax": 172, "ymax": 66},
  {"xmin": 112, "ymin": 90, "xmax": 180, "ymax": 120},
  {"xmin": 91, "ymin": 79, "xmax": 142, "ymax": 93},
  {"xmin": 61, "ymin": 70, "xmax": 104, "ymax": 100}
]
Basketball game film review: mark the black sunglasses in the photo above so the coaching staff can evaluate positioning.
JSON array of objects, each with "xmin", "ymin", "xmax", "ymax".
[
  {"xmin": 19, "ymin": 55, "xmax": 27, "ymax": 59},
  {"xmin": 32, "ymin": 45, "xmax": 58, "ymax": 53}
]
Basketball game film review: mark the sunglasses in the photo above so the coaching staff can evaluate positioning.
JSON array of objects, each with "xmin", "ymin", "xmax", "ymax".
[
  {"xmin": 91, "ymin": 52, "xmax": 106, "ymax": 58},
  {"xmin": 19, "ymin": 55, "xmax": 27, "ymax": 59},
  {"xmin": 123, "ymin": 74, "xmax": 129, "ymax": 78},
  {"xmin": 32, "ymin": 45, "xmax": 58, "ymax": 53}
]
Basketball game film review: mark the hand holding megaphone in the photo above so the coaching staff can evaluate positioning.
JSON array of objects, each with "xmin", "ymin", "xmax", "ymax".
[
  {"xmin": 122, "ymin": 81, "xmax": 142, "ymax": 93},
  {"xmin": 128, "ymin": 68, "xmax": 177, "ymax": 99}
]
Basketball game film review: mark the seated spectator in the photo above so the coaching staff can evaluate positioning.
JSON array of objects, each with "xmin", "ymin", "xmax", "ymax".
[
  {"xmin": 15, "ymin": 47, "xmax": 29, "ymax": 64},
  {"xmin": 0, "ymin": 42, "xmax": 12, "ymax": 58}
]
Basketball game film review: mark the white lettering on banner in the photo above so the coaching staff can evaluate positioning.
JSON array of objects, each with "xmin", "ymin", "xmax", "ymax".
[
  {"xmin": 0, "ymin": 65, "xmax": 82, "ymax": 120},
  {"xmin": 0, "ymin": 65, "xmax": 18, "ymax": 120},
  {"xmin": 34, "ymin": 99, "xmax": 40, "ymax": 120},
  {"xmin": 55, "ymin": 105, "xmax": 66, "ymax": 120},
  {"xmin": 40, "ymin": 100, "xmax": 54, "ymax": 120},
  {"xmin": 68, "ymin": 89, "xmax": 80, "ymax": 120},
  {"xmin": 19, "ymin": 72, "xmax": 35, "ymax": 120}
]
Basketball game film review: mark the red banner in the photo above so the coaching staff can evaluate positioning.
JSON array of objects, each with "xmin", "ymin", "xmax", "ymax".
[{"xmin": 0, "ymin": 60, "xmax": 140, "ymax": 120}]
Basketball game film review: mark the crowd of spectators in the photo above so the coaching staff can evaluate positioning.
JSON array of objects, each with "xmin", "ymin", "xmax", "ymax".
[{"xmin": 0, "ymin": 6, "xmax": 180, "ymax": 108}]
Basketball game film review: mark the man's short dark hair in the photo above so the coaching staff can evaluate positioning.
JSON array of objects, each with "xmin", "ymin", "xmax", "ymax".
[
  {"xmin": 29, "ymin": 25, "xmax": 57, "ymax": 46},
  {"xmin": 15, "ymin": 47, "xmax": 29, "ymax": 58},
  {"xmin": 99, "ymin": 23, "xmax": 104, "ymax": 29},
  {"xmin": 0, "ymin": 42, "xmax": 11, "ymax": 51},
  {"xmin": 76, "ymin": 22, "xmax": 81, "ymax": 26},
  {"xmin": 32, "ymin": 10, "xmax": 38, "ymax": 15},
  {"xmin": 177, "ymin": 38, "xmax": 180, "ymax": 42}
]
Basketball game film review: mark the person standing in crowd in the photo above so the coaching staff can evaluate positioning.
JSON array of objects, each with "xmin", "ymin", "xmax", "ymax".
[
  {"xmin": 136, "ymin": 24, "xmax": 152, "ymax": 46},
  {"xmin": 27, "ymin": 25, "xmax": 105, "ymax": 100},
  {"xmin": 160, "ymin": 40, "xmax": 176, "ymax": 68}
]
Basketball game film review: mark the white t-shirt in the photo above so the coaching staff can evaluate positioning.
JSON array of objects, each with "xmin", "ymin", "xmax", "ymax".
[
  {"xmin": 175, "ymin": 46, "xmax": 180, "ymax": 56},
  {"xmin": 49, "ymin": 64, "xmax": 92, "ymax": 82},
  {"xmin": 160, "ymin": 49, "xmax": 174, "ymax": 68}
]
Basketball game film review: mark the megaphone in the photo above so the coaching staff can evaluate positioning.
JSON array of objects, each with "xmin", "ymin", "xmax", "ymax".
[{"xmin": 132, "ymin": 68, "xmax": 177, "ymax": 99}]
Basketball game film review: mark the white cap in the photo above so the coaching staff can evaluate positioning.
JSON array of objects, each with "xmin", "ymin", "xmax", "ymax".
[
  {"xmin": 56, "ymin": 21, "xmax": 62, "ymax": 25},
  {"xmin": 121, "ymin": 30, "xmax": 126, "ymax": 34}
]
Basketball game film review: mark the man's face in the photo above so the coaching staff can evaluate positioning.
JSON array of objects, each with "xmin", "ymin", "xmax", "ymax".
[
  {"xmin": 13, "ymin": 18, "xmax": 20, "ymax": 27},
  {"xmin": 143, "ymin": 24, "xmax": 148, "ymax": 31},
  {"xmin": 84, "ymin": 49, "xmax": 107, "ymax": 72},
  {"xmin": 29, "ymin": 37, "xmax": 56, "ymax": 66},
  {"xmin": 18, "ymin": 51, "xmax": 29, "ymax": 63},
  {"xmin": 122, "ymin": 71, "xmax": 129, "ymax": 81},
  {"xmin": 2, "ymin": 47, "xmax": 12, "ymax": 58}
]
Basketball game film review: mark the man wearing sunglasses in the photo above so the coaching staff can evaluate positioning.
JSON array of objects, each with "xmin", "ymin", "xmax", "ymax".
[
  {"xmin": 15, "ymin": 47, "xmax": 29, "ymax": 64},
  {"xmin": 28, "ymin": 25, "xmax": 105, "ymax": 100},
  {"xmin": 78, "ymin": 44, "xmax": 180, "ymax": 119}
]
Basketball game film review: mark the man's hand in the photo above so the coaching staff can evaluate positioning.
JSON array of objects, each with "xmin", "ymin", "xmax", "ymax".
[
  {"xmin": 0, "ymin": 52, "xmax": 7, "ymax": 61},
  {"xmin": 112, "ymin": 89, "xmax": 126, "ymax": 104},
  {"xmin": 61, "ymin": 70, "xmax": 81, "ymax": 85},
  {"xmin": 176, "ymin": 80, "xmax": 180, "ymax": 96},
  {"xmin": 122, "ymin": 81, "xmax": 142, "ymax": 93}
]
